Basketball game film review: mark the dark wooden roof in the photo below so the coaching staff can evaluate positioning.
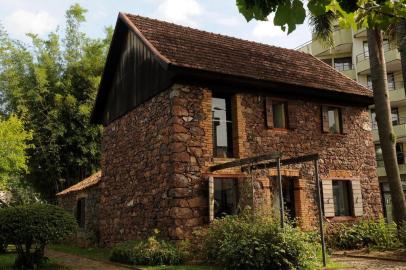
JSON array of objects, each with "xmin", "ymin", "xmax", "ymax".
[
  {"xmin": 124, "ymin": 13, "xmax": 370, "ymax": 97},
  {"xmin": 91, "ymin": 13, "xmax": 372, "ymax": 124}
]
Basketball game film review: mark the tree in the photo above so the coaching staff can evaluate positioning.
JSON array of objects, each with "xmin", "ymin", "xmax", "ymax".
[
  {"xmin": 0, "ymin": 4, "xmax": 112, "ymax": 200},
  {"xmin": 0, "ymin": 115, "xmax": 32, "ymax": 205},
  {"xmin": 236, "ymin": 0, "xmax": 406, "ymax": 223}
]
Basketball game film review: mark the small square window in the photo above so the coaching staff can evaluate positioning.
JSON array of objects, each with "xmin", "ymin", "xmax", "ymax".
[
  {"xmin": 272, "ymin": 101, "xmax": 287, "ymax": 129},
  {"xmin": 332, "ymin": 181, "xmax": 353, "ymax": 216},
  {"xmin": 327, "ymin": 107, "xmax": 342, "ymax": 134},
  {"xmin": 214, "ymin": 178, "xmax": 238, "ymax": 218}
]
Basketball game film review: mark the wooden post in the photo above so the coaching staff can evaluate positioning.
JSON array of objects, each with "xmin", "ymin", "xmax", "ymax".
[
  {"xmin": 277, "ymin": 157, "xmax": 284, "ymax": 228},
  {"xmin": 209, "ymin": 176, "xmax": 214, "ymax": 222},
  {"xmin": 314, "ymin": 159, "xmax": 326, "ymax": 267}
]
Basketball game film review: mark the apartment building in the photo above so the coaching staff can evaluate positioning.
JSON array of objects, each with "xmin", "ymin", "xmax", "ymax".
[{"xmin": 298, "ymin": 27, "xmax": 403, "ymax": 222}]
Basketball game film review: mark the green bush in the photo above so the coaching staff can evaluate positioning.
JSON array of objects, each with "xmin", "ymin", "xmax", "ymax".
[
  {"xmin": 110, "ymin": 232, "xmax": 184, "ymax": 266},
  {"xmin": 0, "ymin": 203, "xmax": 77, "ymax": 269},
  {"xmin": 200, "ymin": 213, "xmax": 320, "ymax": 270},
  {"xmin": 326, "ymin": 218, "xmax": 400, "ymax": 250}
]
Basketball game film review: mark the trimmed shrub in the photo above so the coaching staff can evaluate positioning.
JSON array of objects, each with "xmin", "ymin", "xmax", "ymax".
[
  {"xmin": 199, "ymin": 213, "xmax": 320, "ymax": 270},
  {"xmin": 326, "ymin": 218, "xmax": 400, "ymax": 250},
  {"xmin": 110, "ymin": 232, "xmax": 184, "ymax": 266},
  {"xmin": 0, "ymin": 203, "xmax": 77, "ymax": 268}
]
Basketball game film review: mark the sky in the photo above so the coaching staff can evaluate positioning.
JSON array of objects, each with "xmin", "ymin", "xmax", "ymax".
[{"xmin": 0, "ymin": 0, "xmax": 312, "ymax": 49}]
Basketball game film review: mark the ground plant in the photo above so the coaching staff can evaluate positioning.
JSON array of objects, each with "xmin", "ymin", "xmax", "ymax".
[
  {"xmin": 326, "ymin": 218, "xmax": 400, "ymax": 250},
  {"xmin": 0, "ymin": 204, "xmax": 77, "ymax": 269},
  {"xmin": 199, "ymin": 212, "xmax": 320, "ymax": 270},
  {"xmin": 110, "ymin": 231, "xmax": 185, "ymax": 266}
]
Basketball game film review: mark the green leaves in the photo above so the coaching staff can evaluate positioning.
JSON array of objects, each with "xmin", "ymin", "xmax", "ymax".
[
  {"xmin": 0, "ymin": 115, "xmax": 32, "ymax": 188},
  {"xmin": 274, "ymin": 0, "xmax": 306, "ymax": 33},
  {"xmin": 0, "ymin": 4, "xmax": 110, "ymax": 199},
  {"xmin": 308, "ymin": 0, "xmax": 330, "ymax": 16}
]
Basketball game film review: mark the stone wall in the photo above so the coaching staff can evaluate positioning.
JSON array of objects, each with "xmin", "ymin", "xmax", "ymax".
[
  {"xmin": 99, "ymin": 83, "xmax": 382, "ymax": 244},
  {"xmin": 57, "ymin": 185, "xmax": 101, "ymax": 246}
]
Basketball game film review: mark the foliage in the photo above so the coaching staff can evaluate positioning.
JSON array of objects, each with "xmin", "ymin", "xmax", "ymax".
[
  {"xmin": 0, "ymin": 204, "xmax": 77, "ymax": 268},
  {"xmin": 199, "ymin": 212, "xmax": 320, "ymax": 270},
  {"xmin": 0, "ymin": 4, "xmax": 112, "ymax": 200},
  {"xmin": 236, "ymin": 0, "xmax": 406, "ymax": 34},
  {"xmin": 0, "ymin": 115, "xmax": 32, "ymax": 189},
  {"xmin": 110, "ymin": 232, "xmax": 185, "ymax": 266},
  {"xmin": 326, "ymin": 218, "xmax": 400, "ymax": 250}
]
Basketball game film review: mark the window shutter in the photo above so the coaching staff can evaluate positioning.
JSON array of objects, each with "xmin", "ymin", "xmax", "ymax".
[
  {"xmin": 265, "ymin": 97, "xmax": 274, "ymax": 128},
  {"xmin": 209, "ymin": 177, "xmax": 214, "ymax": 222},
  {"xmin": 287, "ymin": 102, "xmax": 298, "ymax": 129},
  {"xmin": 352, "ymin": 180, "xmax": 363, "ymax": 217},
  {"xmin": 341, "ymin": 108, "xmax": 348, "ymax": 134},
  {"xmin": 322, "ymin": 180, "xmax": 335, "ymax": 217},
  {"xmin": 321, "ymin": 105, "xmax": 330, "ymax": 133}
]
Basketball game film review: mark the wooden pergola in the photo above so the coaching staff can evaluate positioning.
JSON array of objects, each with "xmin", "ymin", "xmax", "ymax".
[{"xmin": 209, "ymin": 152, "xmax": 327, "ymax": 267}]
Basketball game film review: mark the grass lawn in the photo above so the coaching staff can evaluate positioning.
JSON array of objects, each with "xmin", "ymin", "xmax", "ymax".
[
  {"xmin": 49, "ymin": 243, "xmax": 111, "ymax": 261},
  {"xmin": 48, "ymin": 244, "xmax": 220, "ymax": 269},
  {"xmin": 0, "ymin": 252, "xmax": 70, "ymax": 270}
]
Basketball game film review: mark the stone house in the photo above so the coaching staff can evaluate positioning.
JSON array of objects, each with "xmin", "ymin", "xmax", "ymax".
[
  {"xmin": 57, "ymin": 171, "xmax": 101, "ymax": 246},
  {"xmin": 59, "ymin": 13, "xmax": 382, "ymax": 247}
]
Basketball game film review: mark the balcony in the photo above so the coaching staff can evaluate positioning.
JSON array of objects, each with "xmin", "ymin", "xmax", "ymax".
[
  {"xmin": 377, "ymin": 153, "xmax": 406, "ymax": 177},
  {"xmin": 372, "ymin": 115, "xmax": 406, "ymax": 142},
  {"xmin": 296, "ymin": 28, "xmax": 352, "ymax": 56},
  {"xmin": 367, "ymin": 81, "xmax": 405, "ymax": 104},
  {"xmin": 340, "ymin": 68, "xmax": 357, "ymax": 80},
  {"xmin": 356, "ymin": 44, "xmax": 401, "ymax": 74},
  {"xmin": 377, "ymin": 163, "xmax": 406, "ymax": 177}
]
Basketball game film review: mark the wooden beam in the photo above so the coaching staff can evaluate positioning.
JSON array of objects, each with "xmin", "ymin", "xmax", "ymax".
[
  {"xmin": 242, "ymin": 154, "xmax": 319, "ymax": 172},
  {"xmin": 209, "ymin": 152, "xmax": 280, "ymax": 172}
]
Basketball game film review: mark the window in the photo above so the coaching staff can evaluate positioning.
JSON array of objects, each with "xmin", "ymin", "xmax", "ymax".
[
  {"xmin": 212, "ymin": 95, "xmax": 233, "ymax": 158},
  {"xmin": 272, "ymin": 101, "xmax": 287, "ymax": 128},
  {"xmin": 368, "ymin": 73, "xmax": 396, "ymax": 91},
  {"xmin": 334, "ymin": 57, "xmax": 352, "ymax": 71},
  {"xmin": 214, "ymin": 178, "xmax": 238, "ymax": 218},
  {"xmin": 370, "ymin": 108, "xmax": 399, "ymax": 129},
  {"xmin": 76, "ymin": 198, "xmax": 86, "ymax": 228},
  {"xmin": 327, "ymin": 107, "xmax": 342, "ymax": 134},
  {"xmin": 397, "ymin": 143, "xmax": 405, "ymax": 165},
  {"xmin": 387, "ymin": 73, "xmax": 395, "ymax": 90},
  {"xmin": 332, "ymin": 181, "xmax": 353, "ymax": 216},
  {"xmin": 363, "ymin": 39, "xmax": 389, "ymax": 59}
]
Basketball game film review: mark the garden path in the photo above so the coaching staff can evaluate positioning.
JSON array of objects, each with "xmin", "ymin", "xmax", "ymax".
[
  {"xmin": 333, "ymin": 255, "xmax": 406, "ymax": 269},
  {"xmin": 46, "ymin": 249, "xmax": 136, "ymax": 270}
]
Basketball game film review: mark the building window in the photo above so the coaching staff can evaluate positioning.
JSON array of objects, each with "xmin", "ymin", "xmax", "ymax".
[
  {"xmin": 334, "ymin": 57, "xmax": 352, "ymax": 71},
  {"xmin": 212, "ymin": 95, "xmax": 233, "ymax": 158},
  {"xmin": 214, "ymin": 178, "xmax": 238, "ymax": 218},
  {"xmin": 363, "ymin": 39, "xmax": 389, "ymax": 60},
  {"xmin": 76, "ymin": 198, "xmax": 86, "ymax": 228},
  {"xmin": 367, "ymin": 73, "xmax": 395, "ymax": 91},
  {"xmin": 371, "ymin": 108, "xmax": 399, "ymax": 129},
  {"xmin": 327, "ymin": 107, "xmax": 342, "ymax": 134},
  {"xmin": 332, "ymin": 180, "xmax": 353, "ymax": 216},
  {"xmin": 272, "ymin": 101, "xmax": 287, "ymax": 129},
  {"xmin": 387, "ymin": 73, "xmax": 395, "ymax": 90}
]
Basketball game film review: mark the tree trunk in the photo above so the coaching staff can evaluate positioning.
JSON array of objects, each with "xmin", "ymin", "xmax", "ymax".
[
  {"xmin": 368, "ymin": 28, "xmax": 406, "ymax": 223},
  {"xmin": 397, "ymin": 19, "xmax": 406, "ymax": 91}
]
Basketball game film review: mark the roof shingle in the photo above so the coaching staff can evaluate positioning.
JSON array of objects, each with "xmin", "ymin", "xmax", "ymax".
[
  {"xmin": 56, "ymin": 171, "xmax": 101, "ymax": 196},
  {"xmin": 122, "ymin": 13, "xmax": 371, "ymax": 97}
]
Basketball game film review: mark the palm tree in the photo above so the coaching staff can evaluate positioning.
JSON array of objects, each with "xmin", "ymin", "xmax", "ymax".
[
  {"xmin": 368, "ymin": 27, "xmax": 406, "ymax": 222},
  {"xmin": 310, "ymin": 14, "xmax": 406, "ymax": 223}
]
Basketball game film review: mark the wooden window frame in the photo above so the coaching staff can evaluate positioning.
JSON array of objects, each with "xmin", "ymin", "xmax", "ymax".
[
  {"xmin": 332, "ymin": 180, "xmax": 354, "ymax": 217},
  {"xmin": 265, "ymin": 97, "xmax": 298, "ymax": 130},
  {"xmin": 212, "ymin": 93, "xmax": 234, "ymax": 158},
  {"xmin": 321, "ymin": 104, "xmax": 347, "ymax": 135}
]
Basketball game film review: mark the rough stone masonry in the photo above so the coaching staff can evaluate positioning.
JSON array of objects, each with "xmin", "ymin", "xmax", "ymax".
[{"xmin": 98, "ymin": 83, "xmax": 381, "ymax": 246}]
